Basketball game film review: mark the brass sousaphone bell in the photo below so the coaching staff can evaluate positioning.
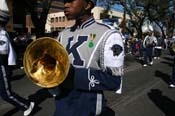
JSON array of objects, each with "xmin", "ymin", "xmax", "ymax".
[{"xmin": 23, "ymin": 37, "xmax": 70, "ymax": 88}]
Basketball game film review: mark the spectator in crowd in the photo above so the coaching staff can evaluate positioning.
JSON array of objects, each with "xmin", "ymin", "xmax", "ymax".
[
  {"xmin": 131, "ymin": 33, "xmax": 139, "ymax": 56},
  {"xmin": 138, "ymin": 35, "xmax": 145, "ymax": 60},
  {"xmin": 168, "ymin": 34, "xmax": 175, "ymax": 56},
  {"xmin": 169, "ymin": 32, "xmax": 175, "ymax": 88},
  {"xmin": 154, "ymin": 33, "xmax": 165, "ymax": 59},
  {"xmin": 125, "ymin": 35, "xmax": 132, "ymax": 54},
  {"xmin": 169, "ymin": 56, "xmax": 175, "ymax": 88},
  {"xmin": 164, "ymin": 35, "xmax": 168, "ymax": 50}
]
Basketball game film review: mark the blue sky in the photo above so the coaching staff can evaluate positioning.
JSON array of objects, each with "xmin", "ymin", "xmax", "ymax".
[
  {"xmin": 112, "ymin": 4, "xmax": 123, "ymax": 12},
  {"xmin": 97, "ymin": 0, "xmax": 124, "ymax": 12}
]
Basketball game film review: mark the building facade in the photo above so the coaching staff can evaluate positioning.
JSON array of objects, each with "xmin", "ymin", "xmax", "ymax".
[
  {"xmin": 6, "ymin": 0, "xmax": 129, "ymax": 34},
  {"xmin": 6, "ymin": 0, "xmax": 64, "ymax": 32},
  {"xmin": 45, "ymin": 12, "xmax": 75, "ymax": 32},
  {"xmin": 46, "ymin": 6, "xmax": 130, "ymax": 32}
]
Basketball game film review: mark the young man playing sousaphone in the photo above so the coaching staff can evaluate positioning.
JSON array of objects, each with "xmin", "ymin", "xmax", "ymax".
[{"xmin": 51, "ymin": 0, "xmax": 125, "ymax": 116}]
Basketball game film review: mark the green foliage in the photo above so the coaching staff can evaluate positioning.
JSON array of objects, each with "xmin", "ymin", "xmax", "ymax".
[
  {"xmin": 24, "ymin": 0, "xmax": 53, "ymax": 37},
  {"xmin": 99, "ymin": 0, "xmax": 175, "ymax": 37}
]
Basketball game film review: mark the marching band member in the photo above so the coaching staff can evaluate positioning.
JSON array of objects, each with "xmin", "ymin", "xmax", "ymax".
[
  {"xmin": 53, "ymin": 0, "xmax": 124, "ymax": 116},
  {"xmin": 143, "ymin": 31, "xmax": 157, "ymax": 67},
  {"xmin": 0, "ymin": 1, "xmax": 34, "ymax": 115},
  {"xmin": 169, "ymin": 32, "xmax": 175, "ymax": 88}
]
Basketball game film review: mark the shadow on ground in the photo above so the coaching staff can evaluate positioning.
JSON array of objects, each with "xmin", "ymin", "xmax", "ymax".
[
  {"xmin": 2, "ymin": 88, "xmax": 52, "ymax": 116},
  {"xmin": 155, "ymin": 70, "xmax": 171, "ymax": 84},
  {"xmin": 10, "ymin": 74, "xmax": 25, "ymax": 81},
  {"xmin": 99, "ymin": 107, "xmax": 115, "ymax": 116},
  {"xmin": 148, "ymin": 89, "xmax": 175, "ymax": 116}
]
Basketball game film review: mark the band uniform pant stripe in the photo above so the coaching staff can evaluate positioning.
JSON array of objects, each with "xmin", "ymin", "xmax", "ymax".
[
  {"xmin": 0, "ymin": 65, "xmax": 28, "ymax": 109},
  {"xmin": 96, "ymin": 93, "xmax": 102, "ymax": 115}
]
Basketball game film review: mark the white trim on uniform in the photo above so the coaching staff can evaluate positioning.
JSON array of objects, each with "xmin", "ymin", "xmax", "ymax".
[
  {"xmin": 95, "ymin": 93, "xmax": 102, "ymax": 115},
  {"xmin": 1, "ymin": 65, "xmax": 28, "ymax": 109},
  {"xmin": 86, "ymin": 30, "xmax": 112, "ymax": 68}
]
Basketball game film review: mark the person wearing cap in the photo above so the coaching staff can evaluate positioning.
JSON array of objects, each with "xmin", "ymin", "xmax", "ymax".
[
  {"xmin": 0, "ymin": 1, "xmax": 35, "ymax": 115},
  {"xmin": 53, "ymin": 0, "xmax": 124, "ymax": 116}
]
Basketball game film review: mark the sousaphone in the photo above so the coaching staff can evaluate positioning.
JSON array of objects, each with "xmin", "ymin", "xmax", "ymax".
[
  {"xmin": 141, "ymin": 19, "xmax": 154, "ymax": 33},
  {"xmin": 23, "ymin": 37, "xmax": 70, "ymax": 88}
]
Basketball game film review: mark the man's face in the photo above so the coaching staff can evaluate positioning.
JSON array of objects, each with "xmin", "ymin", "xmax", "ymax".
[
  {"xmin": 148, "ymin": 32, "xmax": 152, "ymax": 36},
  {"xmin": 64, "ymin": 0, "xmax": 89, "ymax": 20}
]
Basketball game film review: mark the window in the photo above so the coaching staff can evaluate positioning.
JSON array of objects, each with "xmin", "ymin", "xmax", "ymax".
[
  {"xmin": 56, "ymin": 27, "xmax": 59, "ymax": 31},
  {"xmin": 55, "ymin": 17, "xmax": 58, "ymax": 22},
  {"xmin": 51, "ymin": 27, "xmax": 54, "ymax": 31},
  {"xmin": 63, "ymin": 16, "xmax": 65, "ymax": 21},
  {"xmin": 59, "ymin": 17, "xmax": 61, "ymax": 22},
  {"xmin": 51, "ymin": 18, "xmax": 54, "ymax": 23}
]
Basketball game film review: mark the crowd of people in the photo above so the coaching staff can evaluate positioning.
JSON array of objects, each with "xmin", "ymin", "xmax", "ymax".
[
  {"xmin": 123, "ymin": 31, "xmax": 175, "ymax": 89},
  {"xmin": 123, "ymin": 31, "xmax": 175, "ymax": 66}
]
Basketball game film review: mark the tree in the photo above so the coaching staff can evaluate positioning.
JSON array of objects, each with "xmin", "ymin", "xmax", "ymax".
[
  {"xmin": 126, "ymin": 0, "xmax": 175, "ymax": 37},
  {"xmin": 98, "ymin": 0, "xmax": 128, "ymax": 34},
  {"xmin": 143, "ymin": 0, "xmax": 174, "ymax": 38},
  {"xmin": 98, "ymin": 0, "xmax": 175, "ymax": 38},
  {"xmin": 24, "ymin": 0, "xmax": 53, "ymax": 37},
  {"xmin": 98, "ymin": 0, "xmax": 146, "ymax": 37}
]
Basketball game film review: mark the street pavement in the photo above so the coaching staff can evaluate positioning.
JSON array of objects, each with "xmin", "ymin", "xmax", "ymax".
[
  {"xmin": 105, "ymin": 51, "xmax": 175, "ymax": 116},
  {"xmin": 0, "ymin": 50, "xmax": 175, "ymax": 116}
]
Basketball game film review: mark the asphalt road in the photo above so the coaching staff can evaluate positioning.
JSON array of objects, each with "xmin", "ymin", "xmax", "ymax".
[
  {"xmin": 0, "ymin": 51, "xmax": 175, "ymax": 116},
  {"xmin": 106, "ymin": 54, "xmax": 175, "ymax": 116}
]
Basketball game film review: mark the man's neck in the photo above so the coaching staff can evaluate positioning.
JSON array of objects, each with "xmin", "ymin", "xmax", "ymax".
[{"xmin": 75, "ymin": 15, "xmax": 92, "ymax": 27}]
